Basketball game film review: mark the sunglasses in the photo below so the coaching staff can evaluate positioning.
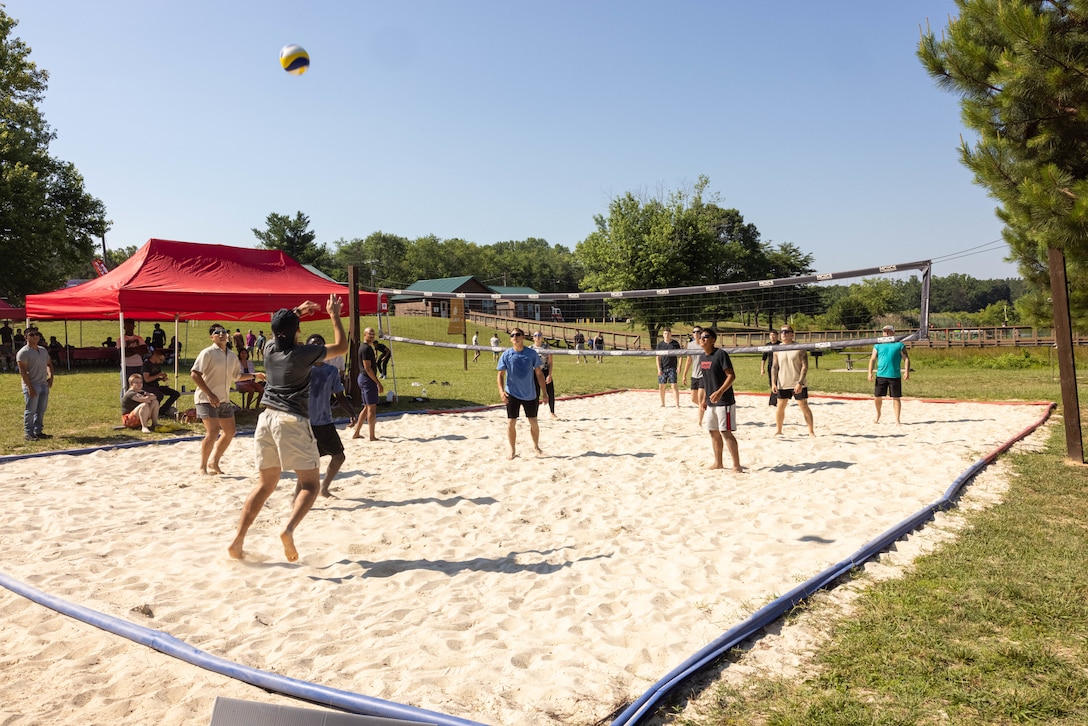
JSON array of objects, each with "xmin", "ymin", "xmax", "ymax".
[
  {"xmin": 699, "ymin": 334, "xmax": 712, "ymax": 340},
  {"xmin": 511, "ymin": 333, "xmax": 523, "ymax": 338},
  {"xmin": 212, "ymin": 330, "xmax": 228, "ymax": 335},
  {"xmin": 780, "ymin": 330, "xmax": 794, "ymax": 334}
]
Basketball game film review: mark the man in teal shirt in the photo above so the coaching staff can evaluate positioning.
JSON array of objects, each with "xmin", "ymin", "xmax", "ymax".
[{"xmin": 868, "ymin": 325, "xmax": 911, "ymax": 424}]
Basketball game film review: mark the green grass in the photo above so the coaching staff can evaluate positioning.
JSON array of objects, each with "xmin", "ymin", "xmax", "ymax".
[
  {"xmin": 6, "ymin": 319, "xmax": 1086, "ymax": 454},
  {"xmin": 667, "ymin": 424, "xmax": 1088, "ymax": 725}
]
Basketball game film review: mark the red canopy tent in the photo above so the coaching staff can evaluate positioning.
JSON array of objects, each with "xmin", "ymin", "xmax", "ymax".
[
  {"xmin": 0, "ymin": 298, "xmax": 26, "ymax": 321},
  {"xmin": 25, "ymin": 238, "xmax": 378, "ymax": 321}
]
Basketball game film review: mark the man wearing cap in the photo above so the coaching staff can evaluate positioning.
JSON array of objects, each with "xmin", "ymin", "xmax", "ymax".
[
  {"xmin": 17, "ymin": 327, "xmax": 53, "ymax": 441},
  {"xmin": 868, "ymin": 325, "xmax": 911, "ymax": 424},
  {"xmin": 228, "ymin": 294, "xmax": 349, "ymax": 562},
  {"xmin": 191, "ymin": 324, "xmax": 262, "ymax": 475},
  {"xmin": 142, "ymin": 347, "xmax": 180, "ymax": 416},
  {"xmin": 497, "ymin": 327, "xmax": 548, "ymax": 459}
]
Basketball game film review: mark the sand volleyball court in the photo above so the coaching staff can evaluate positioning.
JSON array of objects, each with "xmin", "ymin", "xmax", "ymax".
[{"xmin": 0, "ymin": 391, "xmax": 1051, "ymax": 725}]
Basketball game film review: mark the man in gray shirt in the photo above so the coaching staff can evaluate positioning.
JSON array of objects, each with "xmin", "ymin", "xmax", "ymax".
[
  {"xmin": 17, "ymin": 326, "xmax": 54, "ymax": 441},
  {"xmin": 228, "ymin": 294, "xmax": 349, "ymax": 563}
]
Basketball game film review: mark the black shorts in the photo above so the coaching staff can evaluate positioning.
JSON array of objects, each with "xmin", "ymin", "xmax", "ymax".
[
  {"xmin": 506, "ymin": 395, "xmax": 540, "ymax": 419},
  {"xmin": 874, "ymin": 377, "xmax": 903, "ymax": 398},
  {"xmin": 690, "ymin": 377, "xmax": 703, "ymax": 390},
  {"xmin": 777, "ymin": 386, "xmax": 809, "ymax": 401},
  {"xmin": 311, "ymin": 423, "xmax": 345, "ymax": 457}
]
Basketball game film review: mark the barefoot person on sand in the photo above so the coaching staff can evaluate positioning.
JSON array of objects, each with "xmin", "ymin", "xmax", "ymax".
[
  {"xmin": 228, "ymin": 295, "xmax": 349, "ymax": 562},
  {"xmin": 191, "ymin": 324, "xmax": 263, "ymax": 475},
  {"xmin": 697, "ymin": 328, "xmax": 743, "ymax": 472},
  {"xmin": 497, "ymin": 327, "xmax": 547, "ymax": 459}
]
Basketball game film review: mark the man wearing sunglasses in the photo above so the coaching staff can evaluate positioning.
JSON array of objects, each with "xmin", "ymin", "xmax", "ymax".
[
  {"xmin": 191, "ymin": 324, "xmax": 264, "ymax": 475},
  {"xmin": 17, "ymin": 327, "xmax": 53, "ymax": 441},
  {"xmin": 497, "ymin": 327, "xmax": 548, "ymax": 459},
  {"xmin": 697, "ymin": 328, "xmax": 742, "ymax": 472}
]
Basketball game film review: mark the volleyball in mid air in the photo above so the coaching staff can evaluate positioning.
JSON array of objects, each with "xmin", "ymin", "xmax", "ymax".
[{"xmin": 279, "ymin": 44, "xmax": 310, "ymax": 76}]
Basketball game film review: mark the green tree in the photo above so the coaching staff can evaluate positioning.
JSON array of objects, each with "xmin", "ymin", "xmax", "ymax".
[
  {"xmin": 918, "ymin": 1, "xmax": 1088, "ymax": 327},
  {"xmin": 332, "ymin": 232, "xmax": 410, "ymax": 289},
  {"xmin": 104, "ymin": 244, "xmax": 138, "ymax": 271},
  {"xmin": 0, "ymin": 9, "xmax": 109, "ymax": 303},
  {"xmin": 252, "ymin": 211, "xmax": 331, "ymax": 272}
]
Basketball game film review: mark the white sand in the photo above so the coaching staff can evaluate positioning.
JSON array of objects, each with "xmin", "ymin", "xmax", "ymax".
[{"xmin": 0, "ymin": 391, "xmax": 1051, "ymax": 725}]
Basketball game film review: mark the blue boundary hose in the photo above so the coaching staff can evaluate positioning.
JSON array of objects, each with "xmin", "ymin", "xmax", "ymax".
[
  {"xmin": 0, "ymin": 394, "xmax": 1055, "ymax": 726},
  {"xmin": 609, "ymin": 400, "xmax": 1056, "ymax": 726},
  {"xmin": 0, "ymin": 570, "xmax": 484, "ymax": 726}
]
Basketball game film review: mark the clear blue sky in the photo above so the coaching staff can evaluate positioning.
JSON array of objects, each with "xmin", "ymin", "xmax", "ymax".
[{"xmin": 6, "ymin": 0, "xmax": 1019, "ymax": 280}]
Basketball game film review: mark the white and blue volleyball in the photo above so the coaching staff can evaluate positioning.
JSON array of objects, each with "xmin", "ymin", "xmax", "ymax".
[{"xmin": 279, "ymin": 44, "xmax": 310, "ymax": 76}]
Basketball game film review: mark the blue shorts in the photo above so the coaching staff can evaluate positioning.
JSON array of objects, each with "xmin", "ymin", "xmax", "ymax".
[
  {"xmin": 658, "ymin": 368, "xmax": 678, "ymax": 385},
  {"xmin": 358, "ymin": 375, "xmax": 379, "ymax": 405}
]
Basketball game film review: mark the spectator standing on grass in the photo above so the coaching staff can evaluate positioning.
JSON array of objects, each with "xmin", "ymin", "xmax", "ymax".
[
  {"xmin": 531, "ymin": 331, "xmax": 556, "ymax": 417},
  {"xmin": 150, "ymin": 323, "xmax": 167, "ymax": 351},
  {"xmin": 656, "ymin": 327, "xmax": 682, "ymax": 408},
  {"xmin": 17, "ymin": 327, "xmax": 53, "ymax": 441},
  {"xmin": 573, "ymin": 329, "xmax": 587, "ymax": 363},
  {"xmin": 472, "ymin": 331, "xmax": 481, "ymax": 363},
  {"xmin": 594, "ymin": 332, "xmax": 604, "ymax": 363},
  {"xmin": 254, "ymin": 331, "xmax": 267, "ymax": 361},
  {"xmin": 868, "ymin": 324, "xmax": 911, "ymax": 424},
  {"xmin": 490, "ymin": 332, "xmax": 501, "ymax": 361}
]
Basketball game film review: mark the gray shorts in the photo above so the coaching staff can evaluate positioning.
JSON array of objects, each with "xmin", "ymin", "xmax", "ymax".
[{"xmin": 196, "ymin": 402, "xmax": 235, "ymax": 419}]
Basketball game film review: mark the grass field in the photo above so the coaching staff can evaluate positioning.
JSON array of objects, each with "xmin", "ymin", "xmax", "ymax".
[
  {"xmin": 5, "ymin": 318, "xmax": 1088, "ymax": 725},
  {"xmin": 5, "ymin": 317, "xmax": 1086, "ymax": 455}
]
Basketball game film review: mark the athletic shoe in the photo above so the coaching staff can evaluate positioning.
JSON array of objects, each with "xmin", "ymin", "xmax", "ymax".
[
  {"xmin": 35, "ymin": 433, "xmax": 52, "ymax": 439},
  {"xmin": 24, "ymin": 434, "xmax": 37, "ymax": 441}
]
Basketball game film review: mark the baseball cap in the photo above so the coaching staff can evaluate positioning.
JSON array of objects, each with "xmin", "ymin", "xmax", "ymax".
[{"xmin": 271, "ymin": 308, "xmax": 300, "ymax": 338}]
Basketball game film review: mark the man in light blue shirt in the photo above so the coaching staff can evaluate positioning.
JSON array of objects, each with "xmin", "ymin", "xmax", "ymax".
[{"xmin": 497, "ymin": 327, "xmax": 547, "ymax": 459}]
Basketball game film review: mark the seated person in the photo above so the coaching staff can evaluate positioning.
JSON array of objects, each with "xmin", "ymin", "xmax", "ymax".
[
  {"xmin": 122, "ymin": 373, "xmax": 161, "ymax": 433},
  {"xmin": 374, "ymin": 339, "xmax": 391, "ymax": 379},
  {"xmin": 235, "ymin": 347, "xmax": 265, "ymax": 409},
  {"xmin": 102, "ymin": 336, "xmax": 117, "ymax": 347},
  {"xmin": 47, "ymin": 336, "xmax": 62, "ymax": 365},
  {"xmin": 142, "ymin": 347, "xmax": 181, "ymax": 414}
]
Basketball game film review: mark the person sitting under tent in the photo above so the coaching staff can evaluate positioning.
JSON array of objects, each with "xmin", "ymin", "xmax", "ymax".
[{"xmin": 142, "ymin": 347, "xmax": 181, "ymax": 416}]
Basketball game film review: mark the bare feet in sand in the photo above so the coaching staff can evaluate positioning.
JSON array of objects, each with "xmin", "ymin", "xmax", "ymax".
[
  {"xmin": 227, "ymin": 543, "xmax": 244, "ymax": 559},
  {"xmin": 280, "ymin": 532, "xmax": 299, "ymax": 562}
]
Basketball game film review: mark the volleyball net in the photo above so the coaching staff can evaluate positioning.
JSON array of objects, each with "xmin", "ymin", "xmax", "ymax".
[{"xmin": 375, "ymin": 260, "xmax": 931, "ymax": 358}]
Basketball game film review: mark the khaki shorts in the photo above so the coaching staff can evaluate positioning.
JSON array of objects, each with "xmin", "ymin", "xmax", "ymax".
[{"xmin": 254, "ymin": 408, "xmax": 319, "ymax": 472}]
